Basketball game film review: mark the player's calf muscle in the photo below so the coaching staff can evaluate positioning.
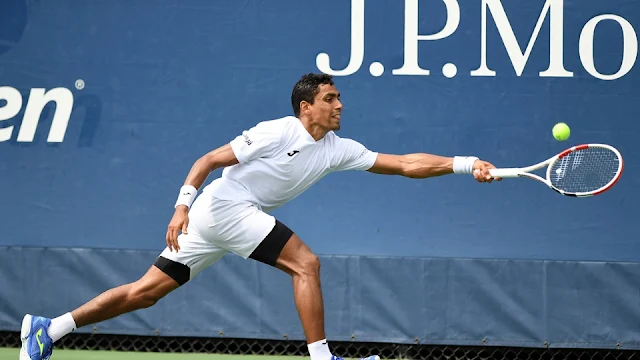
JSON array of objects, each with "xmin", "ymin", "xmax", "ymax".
[{"xmin": 71, "ymin": 266, "xmax": 179, "ymax": 328}]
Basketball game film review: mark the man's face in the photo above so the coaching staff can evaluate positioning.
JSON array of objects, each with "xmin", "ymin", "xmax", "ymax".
[{"xmin": 308, "ymin": 84, "xmax": 342, "ymax": 131}]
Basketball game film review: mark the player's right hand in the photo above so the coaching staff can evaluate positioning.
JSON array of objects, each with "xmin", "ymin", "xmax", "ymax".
[
  {"xmin": 472, "ymin": 160, "xmax": 501, "ymax": 183},
  {"xmin": 166, "ymin": 206, "xmax": 189, "ymax": 252}
]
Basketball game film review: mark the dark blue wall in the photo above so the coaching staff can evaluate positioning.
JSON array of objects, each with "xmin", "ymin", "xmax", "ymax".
[{"xmin": 1, "ymin": 0, "xmax": 639, "ymax": 350}]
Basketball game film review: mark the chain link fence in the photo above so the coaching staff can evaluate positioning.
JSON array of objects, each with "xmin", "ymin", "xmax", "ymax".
[{"xmin": 1, "ymin": 331, "xmax": 638, "ymax": 360}]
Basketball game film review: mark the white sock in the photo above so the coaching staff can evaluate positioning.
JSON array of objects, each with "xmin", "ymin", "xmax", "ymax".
[
  {"xmin": 307, "ymin": 339, "xmax": 333, "ymax": 360},
  {"xmin": 47, "ymin": 313, "xmax": 77, "ymax": 342}
]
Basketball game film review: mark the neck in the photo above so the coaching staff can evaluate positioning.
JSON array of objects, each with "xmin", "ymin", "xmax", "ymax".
[{"xmin": 298, "ymin": 116, "xmax": 329, "ymax": 141}]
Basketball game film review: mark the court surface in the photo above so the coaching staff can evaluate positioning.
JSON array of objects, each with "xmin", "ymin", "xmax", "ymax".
[{"xmin": 0, "ymin": 348, "xmax": 307, "ymax": 360}]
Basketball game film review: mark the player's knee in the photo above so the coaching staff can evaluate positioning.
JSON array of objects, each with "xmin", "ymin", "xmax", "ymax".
[
  {"xmin": 127, "ymin": 283, "xmax": 163, "ymax": 309},
  {"xmin": 296, "ymin": 252, "xmax": 320, "ymax": 277},
  {"xmin": 127, "ymin": 268, "xmax": 178, "ymax": 309},
  {"xmin": 273, "ymin": 232, "xmax": 321, "ymax": 277},
  {"xmin": 137, "ymin": 294, "xmax": 159, "ymax": 309}
]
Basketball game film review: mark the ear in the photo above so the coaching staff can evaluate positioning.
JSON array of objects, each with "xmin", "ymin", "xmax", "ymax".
[{"xmin": 300, "ymin": 101, "xmax": 312, "ymax": 115}]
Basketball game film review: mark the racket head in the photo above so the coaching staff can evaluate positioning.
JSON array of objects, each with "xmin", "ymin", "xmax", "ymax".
[{"xmin": 545, "ymin": 144, "xmax": 623, "ymax": 197}]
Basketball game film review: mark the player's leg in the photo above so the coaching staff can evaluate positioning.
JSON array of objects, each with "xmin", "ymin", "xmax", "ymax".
[
  {"xmin": 20, "ymin": 195, "xmax": 228, "ymax": 360},
  {"xmin": 20, "ymin": 262, "xmax": 182, "ymax": 357},
  {"xmin": 20, "ymin": 261, "xmax": 185, "ymax": 360},
  {"xmin": 245, "ymin": 221, "xmax": 379, "ymax": 360},
  {"xmin": 69, "ymin": 260, "xmax": 182, "ymax": 328},
  {"xmin": 274, "ymin": 236, "xmax": 326, "ymax": 342},
  {"xmin": 201, "ymin": 201, "xmax": 328, "ymax": 354},
  {"xmin": 249, "ymin": 227, "xmax": 325, "ymax": 342}
]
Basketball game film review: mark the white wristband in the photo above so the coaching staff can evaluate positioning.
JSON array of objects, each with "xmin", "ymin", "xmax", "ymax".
[
  {"xmin": 453, "ymin": 156, "xmax": 479, "ymax": 174},
  {"xmin": 175, "ymin": 185, "xmax": 197, "ymax": 208}
]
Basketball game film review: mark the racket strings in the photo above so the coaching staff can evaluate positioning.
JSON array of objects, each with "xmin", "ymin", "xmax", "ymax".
[{"xmin": 550, "ymin": 148, "xmax": 620, "ymax": 193}]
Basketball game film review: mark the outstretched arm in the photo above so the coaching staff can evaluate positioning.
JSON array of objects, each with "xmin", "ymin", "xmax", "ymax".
[{"xmin": 367, "ymin": 153, "xmax": 498, "ymax": 182}]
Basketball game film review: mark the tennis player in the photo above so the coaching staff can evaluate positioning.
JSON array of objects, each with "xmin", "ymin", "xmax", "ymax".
[{"xmin": 20, "ymin": 73, "xmax": 499, "ymax": 360}]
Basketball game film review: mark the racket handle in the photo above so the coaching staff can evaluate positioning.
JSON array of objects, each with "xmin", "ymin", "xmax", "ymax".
[{"xmin": 488, "ymin": 168, "xmax": 522, "ymax": 178}]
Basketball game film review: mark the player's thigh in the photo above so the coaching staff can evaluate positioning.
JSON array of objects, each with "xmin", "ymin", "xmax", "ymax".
[
  {"xmin": 228, "ymin": 209, "xmax": 317, "ymax": 276},
  {"xmin": 247, "ymin": 218, "xmax": 297, "ymax": 269},
  {"xmin": 156, "ymin": 195, "xmax": 229, "ymax": 285},
  {"xmin": 272, "ymin": 233, "xmax": 319, "ymax": 276},
  {"xmin": 156, "ymin": 237, "xmax": 227, "ymax": 286},
  {"xmin": 131, "ymin": 264, "xmax": 183, "ymax": 300},
  {"xmin": 201, "ymin": 197, "xmax": 294, "ymax": 267}
]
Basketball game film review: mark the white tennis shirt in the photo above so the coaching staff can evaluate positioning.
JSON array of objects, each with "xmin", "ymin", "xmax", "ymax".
[{"xmin": 202, "ymin": 116, "xmax": 379, "ymax": 213}]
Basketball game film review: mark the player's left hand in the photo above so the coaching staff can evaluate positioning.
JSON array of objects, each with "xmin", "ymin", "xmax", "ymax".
[{"xmin": 472, "ymin": 160, "xmax": 501, "ymax": 183}]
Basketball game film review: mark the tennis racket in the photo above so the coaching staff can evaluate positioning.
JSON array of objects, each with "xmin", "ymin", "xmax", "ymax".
[{"xmin": 488, "ymin": 143, "xmax": 623, "ymax": 197}]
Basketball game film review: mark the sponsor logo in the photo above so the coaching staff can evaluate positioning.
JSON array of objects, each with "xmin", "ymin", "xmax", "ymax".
[
  {"xmin": 0, "ymin": 79, "xmax": 85, "ymax": 143},
  {"xmin": 316, "ymin": 0, "xmax": 637, "ymax": 80},
  {"xmin": 243, "ymin": 131, "xmax": 253, "ymax": 145}
]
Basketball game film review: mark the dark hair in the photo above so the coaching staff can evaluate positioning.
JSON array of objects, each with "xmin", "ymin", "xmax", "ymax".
[{"xmin": 291, "ymin": 73, "xmax": 334, "ymax": 117}]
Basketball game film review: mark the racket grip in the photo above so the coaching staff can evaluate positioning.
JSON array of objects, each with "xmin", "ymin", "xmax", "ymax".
[{"xmin": 488, "ymin": 168, "xmax": 522, "ymax": 178}]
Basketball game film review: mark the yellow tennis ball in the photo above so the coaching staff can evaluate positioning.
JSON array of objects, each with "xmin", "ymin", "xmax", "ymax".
[{"xmin": 552, "ymin": 122, "xmax": 570, "ymax": 141}]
